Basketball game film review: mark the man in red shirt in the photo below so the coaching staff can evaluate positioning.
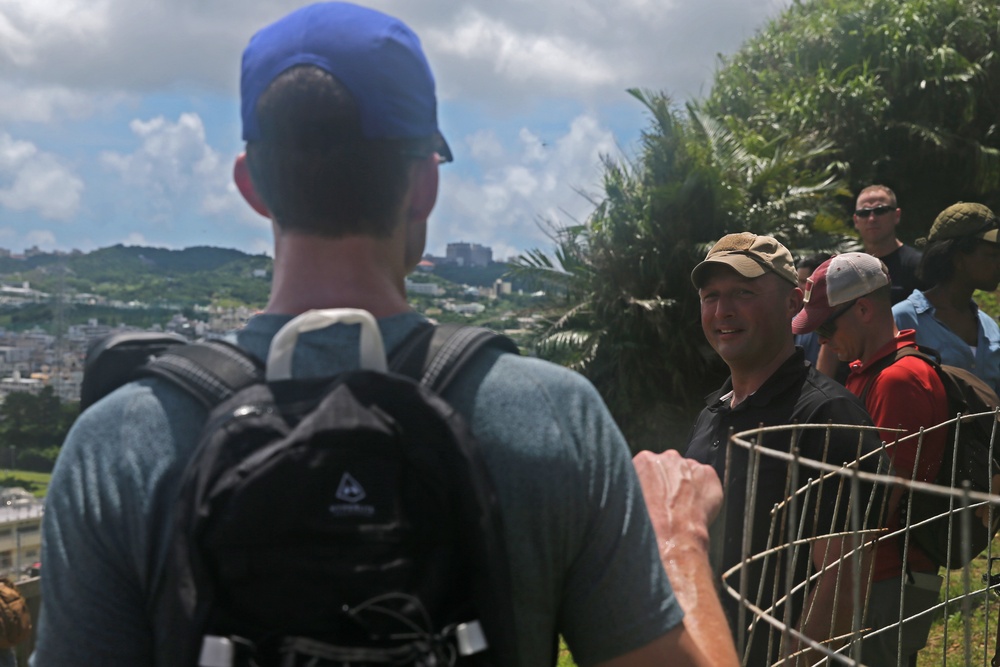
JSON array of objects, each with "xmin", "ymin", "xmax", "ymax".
[{"xmin": 792, "ymin": 252, "xmax": 948, "ymax": 667}]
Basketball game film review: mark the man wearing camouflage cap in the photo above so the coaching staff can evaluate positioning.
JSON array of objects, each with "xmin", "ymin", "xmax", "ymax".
[
  {"xmin": 893, "ymin": 202, "xmax": 1000, "ymax": 393},
  {"xmin": 687, "ymin": 233, "xmax": 886, "ymax": 665}
]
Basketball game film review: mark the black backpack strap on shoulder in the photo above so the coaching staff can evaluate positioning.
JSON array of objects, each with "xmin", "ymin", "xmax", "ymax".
[
  {"xmin": 140, "ymin": 339, "xmax": 264, "ymax": 410},
  {"xmin": 387, "ymin": 321, "xmax": 437, "ymax": 379},
  {"xmin": 421, "ymin": 325, "xmax": 519, "ymax": 394},
  {"xmin": 389, "ymin": 323, "xmax": 519, "ymax": 394},
  {"xmin": 858, "ymin": 345, "xmax": 936, "ymax": 405}
]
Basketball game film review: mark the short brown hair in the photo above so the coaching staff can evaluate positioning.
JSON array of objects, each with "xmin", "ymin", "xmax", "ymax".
[
  {"xmin": 856, "ymin": 184, "xmax": 898, "ymax": 207},
  {"xmin": 245, "ymin": 66, "xmax": 432, "ymax": 238}
]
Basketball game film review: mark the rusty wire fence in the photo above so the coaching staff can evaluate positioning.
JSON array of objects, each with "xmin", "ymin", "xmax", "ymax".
[{"xmin": 721, "ymin": 410, "xmax": 1000, "ymax": 667}]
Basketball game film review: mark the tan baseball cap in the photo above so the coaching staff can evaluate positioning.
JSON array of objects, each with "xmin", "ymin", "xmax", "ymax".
[{"xmin": 691, "ymin": 232, "xmax": 798, "ymax": 288}]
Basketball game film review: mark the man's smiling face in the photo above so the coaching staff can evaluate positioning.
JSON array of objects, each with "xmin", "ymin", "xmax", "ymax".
[{"xmin": 698, "ymin": 267, "xmax": 800, "ymax": 373}]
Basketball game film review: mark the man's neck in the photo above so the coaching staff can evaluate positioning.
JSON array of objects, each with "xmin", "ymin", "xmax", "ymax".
[
  {"xmin": 858, "ymin": 325, "xmax": 899, "ymax": 367},
  {"xmin": 923, "ymin": 282, "xmax": 975, "ymax": 312},
  {"xmin": 864, "ymin": 237, "xmax": 902, "ymax": 258},
  {"xmin": 265, "ymin": 232, "xmax": 412, "ymax": 318},
  {"xmin": 728, "ymin": 345, "xmax": 796, "ymax": 407}
]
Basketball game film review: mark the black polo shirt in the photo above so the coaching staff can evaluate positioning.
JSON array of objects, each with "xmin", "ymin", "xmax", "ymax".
[
  {"xmin": 686, "ymin": 349, "xmax": 887, "ymax": 666},
  {"xmin": 882, "ymin": 243, "xmax": 927, "ymax": 305}
]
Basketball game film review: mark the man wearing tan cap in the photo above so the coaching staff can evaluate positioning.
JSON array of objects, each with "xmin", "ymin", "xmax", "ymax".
[
  {"xmin": 793, "ymin": 252, "xmax": 948, "ymax": 667},
  {"xmin": 686, "ymin": 232, "xmax": 886, "ymax": 666}
]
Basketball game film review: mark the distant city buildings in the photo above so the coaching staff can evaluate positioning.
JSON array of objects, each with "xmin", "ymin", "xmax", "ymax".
[
  {"xmin": 0, "ymin": 246, "xmax": 82, "ymax": 261},
  {"xmin": 435, "ymin": 242, "xmax": 493, "ymax": 267},
  {"xmin": 0, "ymin": 241, "xmax": 538, "ymax": 405},
  {"xmin": 404, "ymin": 279, "xmax": 443, "ymax": 296},
  {"xmin": 0, "ymin": 283, "xmax": 48, "ymax": 304},
  {"xmin": 0, "ymin": 488, "xmax": 43, "ymax": 578}
]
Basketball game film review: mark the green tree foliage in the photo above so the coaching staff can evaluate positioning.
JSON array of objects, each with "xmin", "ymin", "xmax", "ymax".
[
  {"xmin": 0, "ymin": 303, "xmax": 182, "ymax": 333},
  {"xmin": 514, "ymin": 91, "xmax": 849, "ymax": 451},
  {"xmin": 0, "ymin": 245, "xmax": 272, "ymax": 308},
  {"xmin": 703, "ymin": 0, "xmax": 1000, "ymax": 236},
  {"xmin": 0, "ymin": 387, "xmax": 76, "ymax": 471}
]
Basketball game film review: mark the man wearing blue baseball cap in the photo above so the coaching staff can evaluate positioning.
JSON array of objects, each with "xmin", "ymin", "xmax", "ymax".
[{"xmin": 32, "ymin": 4, "xmax": 734, "ymax": 666}]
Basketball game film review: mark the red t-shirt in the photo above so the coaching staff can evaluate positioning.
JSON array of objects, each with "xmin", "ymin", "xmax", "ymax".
[{"xmin": 846, "ymin": 330, "xmax": 950, "ymax": 579}]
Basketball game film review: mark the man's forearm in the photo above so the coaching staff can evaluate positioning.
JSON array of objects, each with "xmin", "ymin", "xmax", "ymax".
[
  {"xmin": 790, "ymin": 537, "xmax": 874, "ymax": 666},
  {"xmin": 632, "ymin": 450, "xmax": 738, "ymax": 667},
  {"xmin": 659, "ymin": 536, "xmax": 739, "ymax": 667}
]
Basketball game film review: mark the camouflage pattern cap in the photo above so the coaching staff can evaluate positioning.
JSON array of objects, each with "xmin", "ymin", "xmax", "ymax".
[
  {"xmin": 691, "ymin": 232, "xmax": 798, "ymax": 288},
  {"xmin": 918, "ymin": 202, "xmax": 999, "ymax": 246}
]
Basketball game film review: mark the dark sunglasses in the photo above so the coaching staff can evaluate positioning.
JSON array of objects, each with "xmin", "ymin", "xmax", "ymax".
[
  {"xmin": 854, "ymin": 205, "xmax": 895, "ymax": 218},
  {"xmin": 816, "ymin": 300, "xmax": 859, "ymax": 339}
]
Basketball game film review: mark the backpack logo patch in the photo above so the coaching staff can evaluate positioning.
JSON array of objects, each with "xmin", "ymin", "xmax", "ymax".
[
  {"xmin": 335, "ymin": 472, "xmax": 366, "ymax": 503},
  {"xmin": 330, "ymin": 473, "xmax": 374, "ymax": 516}
]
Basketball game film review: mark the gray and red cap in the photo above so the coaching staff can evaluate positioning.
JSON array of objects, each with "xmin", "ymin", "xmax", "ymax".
[{"xmin": 791, "ymin": 253, "xmax": 889, "ymax": 335}]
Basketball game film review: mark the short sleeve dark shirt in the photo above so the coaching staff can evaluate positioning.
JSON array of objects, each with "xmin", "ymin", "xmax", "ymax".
[
  {"xmin": 685, "ymin": 350, "xmax": 886, "ymax": 666},
  {"xmin": 881, "ymin": 244, "xmax": 926, "ymax": 305}
]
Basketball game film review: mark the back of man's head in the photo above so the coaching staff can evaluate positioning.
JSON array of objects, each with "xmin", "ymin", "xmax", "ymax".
[
  {"xmin": 240, "ymin": 2, "xmax": 451, "ymax": 237},
  {"xmin": 791, "ymin": 253, "xmax": 891, "ymax": 335}
]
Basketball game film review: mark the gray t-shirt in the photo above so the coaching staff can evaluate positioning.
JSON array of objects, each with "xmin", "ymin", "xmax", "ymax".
[{"xmin": 32, "ymin": 311, "xmax": 681, "ymax": 666}]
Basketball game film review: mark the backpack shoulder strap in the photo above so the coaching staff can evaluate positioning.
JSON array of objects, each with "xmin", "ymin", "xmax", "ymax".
[
  {"xmin": 858, "ymin": 345, "xmax": 937, "ymax": 405},
  {"xmin": 80, "ymin": 332, "xmax": 189, "ymax": 411},
  {"xmin": 140, "ymin": 339, "xmax": 264, "ymax": 410},
  {"xmin": 389, "ymin": 323, "xmax": 520, "ymax": 394}
]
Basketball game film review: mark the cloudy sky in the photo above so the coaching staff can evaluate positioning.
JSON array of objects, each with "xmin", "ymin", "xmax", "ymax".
[{"xmin": 1, "ymin": 0, "xmax": 789, "ymax": 260}]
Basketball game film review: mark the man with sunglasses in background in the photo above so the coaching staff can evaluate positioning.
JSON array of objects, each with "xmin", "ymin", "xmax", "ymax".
[
  {"xmin": 853, "ymin": 185, "xmax": 928, "ymax": 305},
  {"xmin": 793, "ymin": 252, "xmax": 947, "ymax": 667}
]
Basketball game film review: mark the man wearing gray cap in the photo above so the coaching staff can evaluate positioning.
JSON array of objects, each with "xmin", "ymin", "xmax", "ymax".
[
  {"xmin": 686, "ymin": 232, "xmax": 886, "ymax": 666},
  {"xmin": 793, "ymin": 252, "xmax": 949, "ymax": 666}
]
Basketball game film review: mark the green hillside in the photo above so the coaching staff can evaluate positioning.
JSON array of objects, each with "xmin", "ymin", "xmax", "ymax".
[
  {"xmin": 0, "ymin": 245, "xmax": 272, "ymax": 308},
  {"xmin": 0, "ymin": 245, "xmax": 537, "ymax": 333}
]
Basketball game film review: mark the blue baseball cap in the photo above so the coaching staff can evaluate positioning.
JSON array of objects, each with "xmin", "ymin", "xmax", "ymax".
[{"xmin": 240, "ymin": 2, "xmax": 452, "ymax": 161}]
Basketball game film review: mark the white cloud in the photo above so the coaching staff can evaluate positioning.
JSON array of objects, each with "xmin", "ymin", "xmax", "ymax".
[
  {"xmin": 0, "ymin": 0, "xmax": 790, "ymax": 255},
  {"xmin": 0, "ymin": 0, "xmax": 112, "ymax": 67},
  {"xmin": 431, "ymin": 112, "xmax": 616, "ymax": 256},
  {"xmin": 430, "ymin": 9, "xmax": 619, "ymax": 89},
  {"xmin": 25, "ymin": 229, "xmax": 56, "ymax": 247},
  {"xmin": 0, "ymin": 132, "xmax": 83, "ymax": 219},
  {"xmin": 122, "ymin": 232, "xmax": 149, "ymax": 246},
  {"xmin": 466, "ymin": 130, "xmax": 505, "ymax": 162},
  {"xmin": 0, "ymin": 82, "xmax": 129, "ymax": 122},
  {"xmin": 0, "ymin": 0, "xmax": 787, "ymax": 106},
  {"xmin": 100, "ymin": 112, "xmax": 252, "ymax": 222},
  {"xmin": 246, "ymin": 237, "xmax": 273, "ymax": 257}
]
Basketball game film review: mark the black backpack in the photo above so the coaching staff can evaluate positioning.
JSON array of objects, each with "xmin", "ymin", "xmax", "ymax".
[
  {"xmin": 81, "ymin": 331, "xmax": 190, "ymax": 411},
  {"xmin": 81, "ymin": 311, "xmax": 520, "ymax": 666},
  {"xmin": 860, "ymin": 344, "xmax": 1000, "ymax": 569}
]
